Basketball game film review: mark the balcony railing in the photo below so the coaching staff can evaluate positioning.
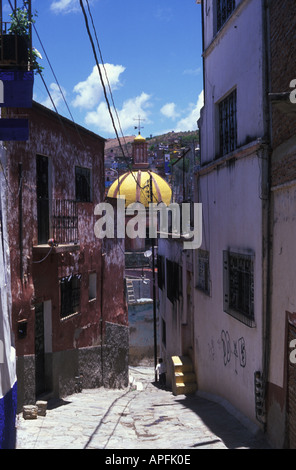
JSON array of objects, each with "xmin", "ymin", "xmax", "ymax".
[{"xmin": 52, "ymin": 199, "xmax": 78, "ymax": 245}]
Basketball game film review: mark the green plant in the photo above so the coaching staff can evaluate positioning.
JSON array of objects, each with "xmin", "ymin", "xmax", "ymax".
[{"xmin": 8, "ymin": 1, "xmax": 43, "ymax": 74}]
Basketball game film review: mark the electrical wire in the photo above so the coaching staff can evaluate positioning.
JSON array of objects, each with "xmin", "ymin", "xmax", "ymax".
[
  {"xmin": 6, "ymin": 1, "xmax": 153, "ymax": 207},
  {"xmin": 79, "ymin": 0, "xmax": 128, "ymax": 164},
  {"xmin": 79, "ymin": 0, "xmax": 152, "ymax": 206},
  {"xmin": 32, "ymin": 245, "xmax": 53, "ymax": 264},
  {"xmin": 85, "ymin": 0, "xmax": 131, "ymax": 159}
]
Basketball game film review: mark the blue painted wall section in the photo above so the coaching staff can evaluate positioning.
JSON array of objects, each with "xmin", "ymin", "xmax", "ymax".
[
  {"xmin": 0, "ymin": 71, "xmax": 34, "ymax": 108},
  {"xmin": 0, "ymin": 382, "xmax": 17, "ymax": 449},
  {"xmin": 0, "ymin": 70, "xmax": 34, "ymax": 141}
]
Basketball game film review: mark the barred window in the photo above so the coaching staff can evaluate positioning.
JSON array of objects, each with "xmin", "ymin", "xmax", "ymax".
[
  {"xmin": 60, "ymin": 274, "xmax": 81, "ymax": 318},
  {"xmin": 219, "ymin": 89, "xmax": 237, "ymax": 157},
  {"xmin": 196, "ymin": 249, "xmax": 210, "ymax": 295},
  {"xmin": 223, "ymin": 251, "xmax": 255, "ymax": 327},
  {"xmin": 75, "ymin": 166, "xmax": 91, "ymax": 202},
  {"xmin": 217, "ymin": 0, "xmax": 235, "ymax": 31}
]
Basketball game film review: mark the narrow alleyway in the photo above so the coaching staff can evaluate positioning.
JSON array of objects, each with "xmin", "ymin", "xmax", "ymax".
[{"xmin": 16, "ymin": 367, "xmax": 271, "ymax": 450}]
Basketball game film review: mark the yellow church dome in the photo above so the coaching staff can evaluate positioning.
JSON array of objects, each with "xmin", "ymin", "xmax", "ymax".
[{"xmin": 107, "ymin": 170, "xmax": 172, "ymax": 208}]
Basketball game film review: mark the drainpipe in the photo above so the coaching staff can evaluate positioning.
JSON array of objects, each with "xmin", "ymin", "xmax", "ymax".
[
  {"xmin": 100, "ymin": 245, "xmax": 105, "ymax": 387},
  {"xmin": 260, "ymin": 0, "xmax": 272, "ymax": 430},
  {"xmin": 150, "ymin": 174, "xmax": 158, "ymax": 383},
  {"xmin": 18, "ymin": 163, "xmax": 23, "ymax": 282}
]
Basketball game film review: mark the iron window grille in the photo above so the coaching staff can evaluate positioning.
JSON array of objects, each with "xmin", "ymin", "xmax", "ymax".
[
  {"xmin": 60, "ymin": 274, "xmax": 81, "ymax": 319},
  {"xmin": 217, "ymin": 0, "xmax": 236, "ymax": 32},
  {"xmin": 223, "ymin": 251, "xmax": 255, "ymax": 327},
  {"xmin": 196, "ymin": 249, "xmax": 210, "ymax": 295},
  {"xmin": 75, "ymin": 166, "xmax": 92, "ymax": 202},
  {"xmin": 219, "ymin": 89, "xmax": 237, "ymax": 157},
  {"xmin": 52, "ymin": 199, "xmax": 78, "ymax": 245}
]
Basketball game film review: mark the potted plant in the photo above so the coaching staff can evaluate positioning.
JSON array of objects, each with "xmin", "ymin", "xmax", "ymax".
[{"xmin": 1, "ymin": 0, "xmax": 42, "ymax": 73}]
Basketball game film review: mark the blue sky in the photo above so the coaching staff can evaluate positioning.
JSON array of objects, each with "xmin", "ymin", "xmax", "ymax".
[{"xmin": 7, "ymin": 0, "xmax": 204, "ymax": 139}]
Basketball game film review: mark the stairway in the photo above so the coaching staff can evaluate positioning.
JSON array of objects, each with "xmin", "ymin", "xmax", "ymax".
[
  {"xmin": 126, "ymin": 279, "xmax": 136, "ymax": 303},
  {"xmin": 171, "ymin": 355, "xmax": 197, "ymax": 396}
]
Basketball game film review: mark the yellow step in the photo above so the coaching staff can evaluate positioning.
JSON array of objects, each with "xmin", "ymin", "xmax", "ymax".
[
  {"xmin": 175, "ymin": 372, "xmax": 196, "ymax": 384},
  {"xmin": 172, "ymin": 355, "xmax": 193, "ymax": 373},
  {"xmin": 174, "ymin": 382, "xmax": 197, "ymax": 396}
]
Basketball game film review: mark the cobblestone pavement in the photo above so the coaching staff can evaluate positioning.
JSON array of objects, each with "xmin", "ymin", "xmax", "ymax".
[{"xmin": 16, "ymin": 367, "xmax": 272, "ymax": 450}]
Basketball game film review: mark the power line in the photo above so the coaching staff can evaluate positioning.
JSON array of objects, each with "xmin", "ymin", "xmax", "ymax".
[
  {"xmin": 79, "ymin": 0, "xmax": 152, "ymax": 205},
  {"xmin": 79, "ymin": 0, "xmax": 127, "ymax": 163},
  {"xmin": 4, "ymin": 0, "xmax": 97, "ymax": 197},
  {"xmin": 85, "ymin": 0, "xmax": 131, "ymax": 160}
]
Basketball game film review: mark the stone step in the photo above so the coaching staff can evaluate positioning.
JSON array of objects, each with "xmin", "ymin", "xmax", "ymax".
[
  {"xmin": 175, "ymin": 371, "xmax": 196, "ymax": 384},
  {"xmin": 174, "ymin": 382, "xmax": 197, "ymax": 396},
  {"xmin": 172, "ymin": 355, "xmax": 197, "ymax": 396},
  {"xmin": 172, "ymin": 355, "xmax": 194, "ymax": 373}
]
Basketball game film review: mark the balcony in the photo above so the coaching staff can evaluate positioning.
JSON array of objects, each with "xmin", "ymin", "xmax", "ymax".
[{"xmin": 33, "ymin": 199, "xmax": 79, "ymax": 255}]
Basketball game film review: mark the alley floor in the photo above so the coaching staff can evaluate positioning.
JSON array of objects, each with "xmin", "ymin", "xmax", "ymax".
[{"xmin": 15, "ymin": 367, "xmax": 272, "ymax": 451}]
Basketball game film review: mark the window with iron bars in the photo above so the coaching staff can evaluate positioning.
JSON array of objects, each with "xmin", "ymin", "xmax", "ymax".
[
  {"xmin": 223, "ymin": 251, "xmax": 255, "ymax": 327},
  {"xmin": 52, "ymin": 199, "xmax": 78, "ymax": 245},
  {"xmin": 216, "ymin": 0, "xmax": 236, "ymax": 32},
  {"xmin": 219, "ymin": 89, "xmax": 237, "ymax": 157},
  {"xmin": 60, "ymin": 274, "xmax": 81, "ymax": 319}
]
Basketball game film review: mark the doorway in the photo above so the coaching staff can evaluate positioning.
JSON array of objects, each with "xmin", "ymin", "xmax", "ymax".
[
  {"xmin": 35, "ymin": 302, "xmax": 45, "ymax": 396},
  {"xmin": 181, "ymin": 270, "xmax": 194, "ymax": 358},
  {"xmin": 35, "ymin": 301, "xmax": 52, "ymax": 397}
]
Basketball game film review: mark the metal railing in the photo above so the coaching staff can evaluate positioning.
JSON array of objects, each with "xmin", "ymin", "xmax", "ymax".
[{"xmin": 52, "ymin": 199, "xmax": 79, "ymax": 245}]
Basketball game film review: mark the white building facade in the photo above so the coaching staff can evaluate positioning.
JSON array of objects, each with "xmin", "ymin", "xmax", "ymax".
[{"xmin": 194, "ymin": 0, "xmax": 270, "ymax": 428}]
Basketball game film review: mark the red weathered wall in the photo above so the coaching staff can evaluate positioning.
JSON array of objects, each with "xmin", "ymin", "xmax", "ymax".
[{"xmin": 6, "ymin": 102, "xmax": 127, "ymax": 358}]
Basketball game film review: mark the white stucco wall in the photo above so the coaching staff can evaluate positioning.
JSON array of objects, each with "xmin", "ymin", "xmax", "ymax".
[
  {"xmin": 194, "ymin": 152, "xmax": 265, "ymax": 423},
  {"xmin": 193, "ymin": 0, "xmax": 268, "ymax": 426},
  {"xmin": 200, "ymin": 0, "xmax": 265, "ymax": 163}
]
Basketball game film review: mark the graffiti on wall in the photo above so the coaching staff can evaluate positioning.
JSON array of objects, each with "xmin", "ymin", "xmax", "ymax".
[{"xmin": 221, "ymin": 330, "xmax": 246, "ymax": 371}]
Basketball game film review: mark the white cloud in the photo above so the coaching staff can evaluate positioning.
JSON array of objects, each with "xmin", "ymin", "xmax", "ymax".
[
  {"xmin": 183, "ymin": 67, "xmax": 201, "ymax": 76},
  {"xmin": 50, "ymin": 0, "xmax": 98, "ymax": 14},
  {"xmin": 72, "ymin": 64, "xmax": 125, "ymax": 110},
  {"xmin": 85, "ymin": 92, "xmax": 152, "ymax": 134},
  {"xmin": 175, "ymin": 90, "xmax": 204, "ymax": 132},
  {"xmin": 50, "ymin": 0, "xmax": 79, "ymax": 14},
  {"xmin": 40, "ymin": 83, "xmax": 66, "ymax": 110},
  {"xmin": 160, "ymin": 102, "xmax": 180, "ymax": 120}
]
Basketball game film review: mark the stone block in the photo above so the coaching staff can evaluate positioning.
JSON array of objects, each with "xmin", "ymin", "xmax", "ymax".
[
  {"xmin": 23, "ymin": 405, "xmax": 38, "ymax": 420},
  {"xmin": 36, "ymin": 400, "xmax": 47, "ymax": 417}
]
